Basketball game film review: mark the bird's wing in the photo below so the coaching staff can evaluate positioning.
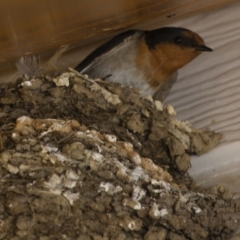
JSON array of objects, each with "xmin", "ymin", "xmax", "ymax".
[
  {"xmin": 153, "ymin": 71, "xmax": 178, "ymax": 101},
  {"xmin": 75, "ymin": 30, "xmax": 143, "ymax": 73}
]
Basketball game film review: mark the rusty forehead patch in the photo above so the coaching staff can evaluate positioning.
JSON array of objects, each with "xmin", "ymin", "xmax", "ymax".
[{"xmin": 182, "ymin": 30, "xmax": 204, "ymax": 44}]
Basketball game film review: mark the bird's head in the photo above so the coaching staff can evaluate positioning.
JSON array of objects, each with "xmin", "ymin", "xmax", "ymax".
[{"xmin": 144, "ymin": 27, "xmax": 212, "ymax": 73}]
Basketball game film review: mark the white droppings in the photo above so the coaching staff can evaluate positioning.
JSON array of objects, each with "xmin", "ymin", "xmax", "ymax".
[
  {"xmin": 41, "ymin": 145, "xmax": 58, "ymax": 153},
  {"xmin": 128, "ymin": 221, "xmax": 136, "ymax": 230},
  {"xmin": 52, "ymin": 73, "xmax": 71, "ymax": 87},
  {"xmin": 173, "ymin": 119, "xmax": 192, "ymax": 133},
  {"xmin": 150, "ymin": 203, "xmax": 168, "ymax": 218},
  {"xmin": 154, "ymin": 100, "xmax": 163, "ymax": 111},
  {"xmin": 158, "ymin": 208, "xmax": 168, "ymax": 217},
  {"xmin": 91, "ymin": 152, "xmax": 104, "ymax": 162},
  {"xmin": 39, "ymin": 123, "xmax": 62, "ymax": 137},
  {"xmin": 192, "ymin": 206, "xmax": 202, "ymax": 214},
  {"xmin": 148, "ymin": 187, "xmax": 165, "ymax": 194},
  {"xmin": 99, "ymin": 182, "xmax": 122, "ymax": 195},
  {"xmin": 133, "ymin": 202, "xmax": 141, "ymax": 210},
  {"xmin": 65, "ymin": 170, "xmax": 79, "ymax": 180},
  {"xmin": 11, "ymin": 132, "xmax": 19, "ymax": 140},
  {"xmin": 62, "ymin": 179, "xmax": 77, "ymax": 189},
  {"xmin": 179, "ymin": 194, "xmax": 188, "ymax": 203},
  {"xmin": 122, "ymin": 198, "xmax": 141, "ymax": 210},
  {"xmin": 17, "ymin": 116, "xmax": 33, "ymax": 124},
  {"xmin": 54, "ymin": 153, "xmax": 67, "ymax": 162},
  {"xmin": 21, "ymin": 81, "xmax": 32, "ymax": 87},
  {"xmin": 141, "ymin": 108, "xmax": 150, "ymax": 118},
  {"xmin": 63, "ymin": 191, "xmax": 80, "ymax": 205},
  {"xmin": 166, "ymin": 104, "xmax": 176, "ymax": 116},
  {"xmin": 132, "ymin": 186, "xmax": 146, "ymax": 201},
  {"xmin": 85, "ymin": 130, "xmax": 95, "ymax": 137},
  {"xmin": 90, "ymin": 84, "xmax": 121, "ymax": 105},
  {"xmin": 75, "ymin": 131, "xmax": 103, "ymax": 143},
  {"xmin": 44, "ymin": 174, "xmax": 62, "ymax": 189},
  {"xmin": 74, "ymin": 131, "xmax": 85, "ymax": 138},
  {"xmin": 131, "ymin": 166, "xmax": 150, "ymax": 182},
  {"xmin": 104, "ymin": 134, "xmax": 117, "ymax": 143},
  {"xmin": 11, "ymin": 133, "xmax": 17, "ymax": 138}
]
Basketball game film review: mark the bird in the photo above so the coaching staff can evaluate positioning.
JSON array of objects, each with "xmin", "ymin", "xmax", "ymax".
[{"xmin": 75, "ymin": 27, "xmax": 212, "ymax": 101}]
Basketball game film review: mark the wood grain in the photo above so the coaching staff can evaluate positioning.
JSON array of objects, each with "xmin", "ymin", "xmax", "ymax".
[{"xmin": 0, "ymin": 0, "xmax": 237, "ymax": 71}]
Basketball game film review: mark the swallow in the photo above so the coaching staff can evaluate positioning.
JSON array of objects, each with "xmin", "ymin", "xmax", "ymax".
[{"xmin": 75, "ymin": 27, "xmax": 212, "ymax": 101}]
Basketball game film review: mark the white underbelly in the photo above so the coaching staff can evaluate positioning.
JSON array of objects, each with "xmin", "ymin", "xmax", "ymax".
[{"xmin": 84, "ymin": 44, "xmax": 155, "ymax": 96}]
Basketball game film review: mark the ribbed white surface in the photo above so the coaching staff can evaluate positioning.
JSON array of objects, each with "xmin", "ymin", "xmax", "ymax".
[
  {"xmin": 164, "ymin": 2, "xmax": 240, "ymax": 193},
  {"xmin": 166, "ymin": 2, "xmax": 240, "ymax": 139}
]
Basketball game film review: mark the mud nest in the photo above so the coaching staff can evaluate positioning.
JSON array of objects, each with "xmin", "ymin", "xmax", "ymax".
[{"xmin": 0, "ymin": 69, "xmax": 239, "ymax": 240}]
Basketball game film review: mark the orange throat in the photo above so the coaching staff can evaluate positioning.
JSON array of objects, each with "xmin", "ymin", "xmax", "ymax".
[{"xmin": 135, "ymin": 40, "xmax": 201, "ymax": 89}]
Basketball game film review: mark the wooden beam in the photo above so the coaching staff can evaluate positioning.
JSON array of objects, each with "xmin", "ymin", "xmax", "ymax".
[{"xmin": 0, "ymin": 0, "xmax": 237, "ymax": 71}]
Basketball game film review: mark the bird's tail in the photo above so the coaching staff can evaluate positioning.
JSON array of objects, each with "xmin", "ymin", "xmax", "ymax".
[{"xmin": 16, "ymin": 45, "xmax": 70, "ymax": 77}]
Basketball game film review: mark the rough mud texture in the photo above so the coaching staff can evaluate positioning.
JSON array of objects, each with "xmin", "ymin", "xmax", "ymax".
[{"xmin": 0, "ymin": 70, "xmax": 239, "ymax": 239}]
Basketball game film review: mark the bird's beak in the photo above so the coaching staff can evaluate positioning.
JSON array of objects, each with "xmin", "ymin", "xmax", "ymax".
[{"xmin": 195, "ymin": 45, "xmax": 213, "ymax": 52}]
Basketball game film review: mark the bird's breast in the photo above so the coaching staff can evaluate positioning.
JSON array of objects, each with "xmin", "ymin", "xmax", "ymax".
[
  {"xmin": 134, "ymin": 40, "xmax": 171, "ymax": 89},
  {"xmin": 83, "ymin": 40, "xmax": 156, "ymax": 96}
]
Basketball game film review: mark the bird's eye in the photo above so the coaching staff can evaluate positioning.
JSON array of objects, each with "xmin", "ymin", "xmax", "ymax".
[{"xmin": 174, "ymin": 36, "xmax": 183, "ymax": 44}]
